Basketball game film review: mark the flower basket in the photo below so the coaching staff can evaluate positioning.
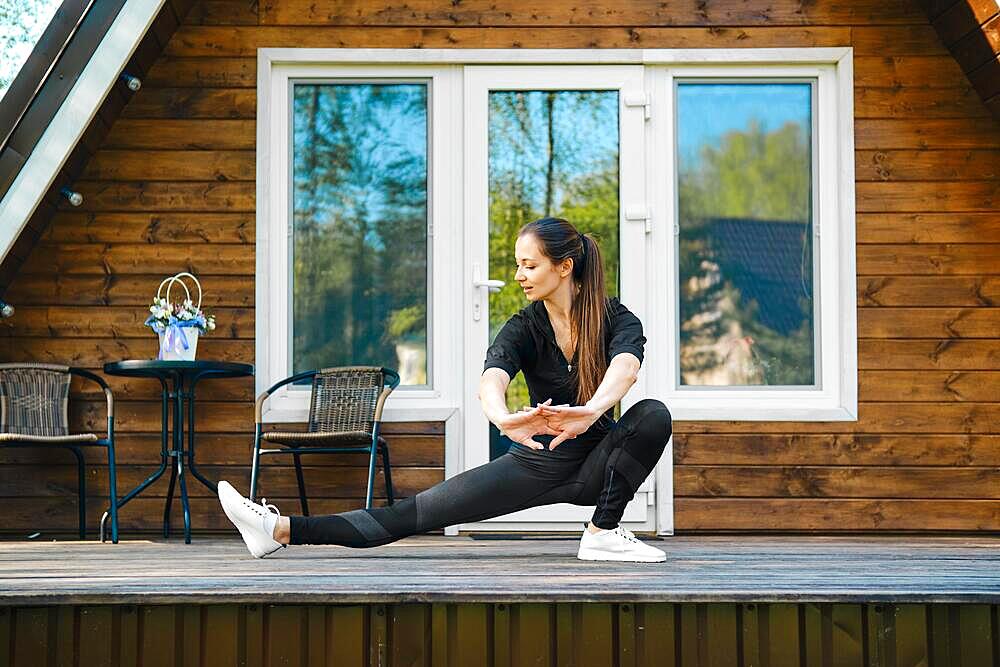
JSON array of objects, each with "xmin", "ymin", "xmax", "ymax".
[
  {"xmin": 157, "ymin": 328, "xmax": 199, "ymax": 361},
  {"xmin": 144, "ymin": 272, "xmax": 216, "ymax": 361}
]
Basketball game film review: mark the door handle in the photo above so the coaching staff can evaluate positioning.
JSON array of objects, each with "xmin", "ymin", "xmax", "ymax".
[
  {"xmin": 474, "ymin": 279, "xmax": 505, "ymax": 292},
  {"xmin": 472, "ymin": 263, "xmax": 505, "ymax": 321}
]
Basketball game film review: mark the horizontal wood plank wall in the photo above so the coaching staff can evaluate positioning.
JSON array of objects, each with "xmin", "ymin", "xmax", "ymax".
[{"xmin": 2, "ymin": 0, "xmax": 1000, "ymax": 535}]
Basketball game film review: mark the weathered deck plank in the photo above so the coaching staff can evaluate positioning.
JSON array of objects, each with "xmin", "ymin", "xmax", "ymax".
[{"xmin": 1, "ymin": 536, "xmax": 998, "ymax": 605}]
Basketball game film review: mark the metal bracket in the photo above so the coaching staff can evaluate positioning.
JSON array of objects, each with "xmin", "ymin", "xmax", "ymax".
[
  {"xmin": 623, "ymin": 91, "xmax": 651, "ymax": 120},
  {"xmin": 624, "ymin": 206, "xmax": 652, "ymax": 234}
]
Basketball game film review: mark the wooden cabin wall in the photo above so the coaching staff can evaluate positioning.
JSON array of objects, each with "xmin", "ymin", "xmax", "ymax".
[{"xmin": 1, "ymin": 0, "xmax": 999, "ymax": 536}]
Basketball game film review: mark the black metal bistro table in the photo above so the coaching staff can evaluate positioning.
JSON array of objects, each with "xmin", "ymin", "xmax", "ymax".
[{"xmin": 101, "ymin": 360, "xmax": 254, "ymax": 543}]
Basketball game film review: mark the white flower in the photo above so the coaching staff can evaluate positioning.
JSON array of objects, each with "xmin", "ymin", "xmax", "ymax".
[{"xmin": 207, "ymin": 320, "xmax": 216, "ymax": 331}]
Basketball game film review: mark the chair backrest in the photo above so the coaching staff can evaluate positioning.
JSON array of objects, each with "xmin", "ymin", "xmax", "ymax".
[
  {"xmin": 0, "ymin": 363, "xmax": 72, "ymax": 436},
  {"xmin": 307, "ymin": 366, "xmax": 392, "ymax": 435}
]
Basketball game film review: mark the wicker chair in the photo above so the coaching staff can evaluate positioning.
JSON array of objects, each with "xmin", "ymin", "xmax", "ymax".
[
  {"xmin": 250, "ymin": 366, "xmax": 401, "ymax": 514},
  {"xmin": 0, "ymin": 363, "xmax": 120, "ymax": 542}
]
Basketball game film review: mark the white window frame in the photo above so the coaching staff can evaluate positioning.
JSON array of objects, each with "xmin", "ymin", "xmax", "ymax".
[
  {"xmin": 648, "ymin": 62, "xmax": 858, "ymax": 421},
  {"xmin": 256, "ymin": 59, "xmax": 464, "ymax": 423},
  {"xmin": 256, "ymin": 48, "xmax": 856, "ymax": 424}
]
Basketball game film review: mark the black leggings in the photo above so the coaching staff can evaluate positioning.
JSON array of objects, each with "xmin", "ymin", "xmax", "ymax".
[{"xmin": 289, "ymin": 398, "xmax": 672, "ymax": 547}]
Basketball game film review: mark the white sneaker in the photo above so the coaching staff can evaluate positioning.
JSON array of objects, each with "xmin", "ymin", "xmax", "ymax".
[
  {"xmin": 218, "ymin": 480, "xmax": 286, "ymax": 558},
  {"xmin": 577, "ymin": 525, "xmax": 666, "ymax": 563}
]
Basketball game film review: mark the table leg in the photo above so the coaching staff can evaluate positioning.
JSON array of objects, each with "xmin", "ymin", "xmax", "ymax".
[
  {"xmin": 176, "ymin": 446, "xmax": 192, "ymax": 544},
  {"xmin": 163, "ymin": 373, "xmax": 181, "ymax": 537},
  {"xmin": 101, "ymin": 378, "xmax": 172, "ymax": 543},
  {"xmin": 174, "ymin": 371, "xmax": 192, "ymax": 544},
  {"xmin": 163, "ymin": 458, "xmax": 177, "ymax": 538},
  {"xmin": 103, "ymin": 459, "xmax": 170, "ymax": 541},
  {"xmin": 186, "ymin": 373, "xmax": 218, "ymax": 494}
]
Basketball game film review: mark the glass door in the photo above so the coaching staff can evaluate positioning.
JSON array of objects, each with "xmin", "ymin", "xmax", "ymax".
[{"xmin": 462, "ymin": 66, "xmax": 653, "ymax": 531}]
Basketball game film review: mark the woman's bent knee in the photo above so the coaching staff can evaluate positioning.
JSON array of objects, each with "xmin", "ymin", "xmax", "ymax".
[{"xmin": 630, "ymin": 398, "xmax": 672, "ymax": 439}]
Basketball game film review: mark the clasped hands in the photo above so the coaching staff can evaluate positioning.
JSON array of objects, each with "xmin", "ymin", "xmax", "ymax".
[{"xmin": 497, "ymin": 398, "xmax": 600, "ymax": 451}]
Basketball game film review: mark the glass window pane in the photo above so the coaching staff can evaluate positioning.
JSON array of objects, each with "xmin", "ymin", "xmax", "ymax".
[
  {"xmin": 291, "ymin": 82, "xmax": 429, "ymax": 386},
  {"xmin": 487, "ymin": 89, "xmax": 620, "ymax": 459},
  {"xmin": 676, "ymin": 82, "xmax": 815, "ymax": 387}
]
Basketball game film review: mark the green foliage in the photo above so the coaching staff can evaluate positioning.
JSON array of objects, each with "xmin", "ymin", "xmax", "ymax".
[
  {"xmin": 679, "ymin": 119, "xmax": 810, "ymax": 222},
  {"xmin": 387, "ymin": 305, "xmax": 426, "ymax": 341}
]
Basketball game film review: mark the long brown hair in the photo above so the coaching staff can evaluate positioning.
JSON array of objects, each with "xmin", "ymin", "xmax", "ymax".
[{"xmin": 519, "ymin": 217, "xmax": 611, "ymax": 405}]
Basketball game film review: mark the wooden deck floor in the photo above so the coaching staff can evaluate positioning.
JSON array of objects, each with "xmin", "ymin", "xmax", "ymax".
[{"xmin": 3, "ymin": 535, "xmax": 1000, "ymax": 605}]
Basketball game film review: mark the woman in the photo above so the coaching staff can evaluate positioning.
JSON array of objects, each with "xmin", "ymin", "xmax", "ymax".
[{"xmin": 218, "ymin": 217, "xmax": 672, "ymax": 562}]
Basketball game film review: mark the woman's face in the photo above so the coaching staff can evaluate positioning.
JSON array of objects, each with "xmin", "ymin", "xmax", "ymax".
[{"xmin": 514, "ymin": 234, "xmax": 572, "ymax": 302}]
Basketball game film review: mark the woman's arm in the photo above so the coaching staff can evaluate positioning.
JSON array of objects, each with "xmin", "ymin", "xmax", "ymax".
[
  {"xmin": 478, "ymin": 367, "xmax": 513, "ymax": 427},
  {"xmin": 584, "ymin": 352, "xmax": 641, "ymax": 416},
  {"xmin": 478, "ymin": 369, "xmax": 560, "ymax": 449}
]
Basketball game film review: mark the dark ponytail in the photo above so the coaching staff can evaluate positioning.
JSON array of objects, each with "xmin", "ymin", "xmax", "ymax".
[{"xmin": 518, "ymin": 217, "xmax": 611, "ymax": 405}]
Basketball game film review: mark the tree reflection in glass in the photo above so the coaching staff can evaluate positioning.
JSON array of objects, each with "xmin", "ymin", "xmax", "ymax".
[
  {"xmin": 676, "ymin": 82, "xmax": 816, "ymax": 387},
  {"xmin": 292, "ymin": 83, "xmax": 429, "ymax": 386}
]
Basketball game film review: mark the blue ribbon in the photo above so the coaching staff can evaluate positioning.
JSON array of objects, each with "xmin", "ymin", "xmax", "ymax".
[{"xmin": 145, "ymin": 314, "xmax": 206, "ymax": 359}]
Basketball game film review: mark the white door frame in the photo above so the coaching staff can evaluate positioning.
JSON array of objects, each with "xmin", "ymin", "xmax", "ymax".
[{"xmin": 459, "ymin": 64, "xmax": 659, "ymax": 532}]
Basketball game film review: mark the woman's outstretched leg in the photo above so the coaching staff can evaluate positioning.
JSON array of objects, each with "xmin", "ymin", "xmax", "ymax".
[
  {"xmin": 288, "ymin": 446, "xmax": 591, "ymax": 546},
  {"xmin": 219, "ymin": 446, "xmax": 585, "ymax": 556}
]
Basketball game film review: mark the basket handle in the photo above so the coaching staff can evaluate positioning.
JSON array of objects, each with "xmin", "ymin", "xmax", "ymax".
[{"xmin": 155, "ymin": 272, "xmax": 202, "ymax": 310}]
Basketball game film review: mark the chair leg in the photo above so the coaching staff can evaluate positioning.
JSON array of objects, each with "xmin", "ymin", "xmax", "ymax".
[
  {"xmin": 364, "ymin": 437, "xmax": 378, "ymax": 509},
  {"xmin": 249, "ymin": 431, "xmax": 262, "ymax": 502},
  {"xmin": 293, "ymin": 453, "xmax": 309, "ymax": 516},
  {"xmin": 378, "ymin": 438, "xmax": 395, "ymax": 506},
  {"xmin": 69, "ymin": 447, "xmax": 86, "ymax": 539},
  {"xmin": 106, "ymin": 441, "xmax": 120, "ymax": 544}
]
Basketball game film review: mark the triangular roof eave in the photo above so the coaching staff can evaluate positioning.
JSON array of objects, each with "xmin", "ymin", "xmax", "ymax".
[
  {"xmin": 921, "ymin": 0, "xmax": 1000, "ymax": 121},
  {"xmin": 0, "ymin": 0, "xmax": 176, "ymax": 281}
]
